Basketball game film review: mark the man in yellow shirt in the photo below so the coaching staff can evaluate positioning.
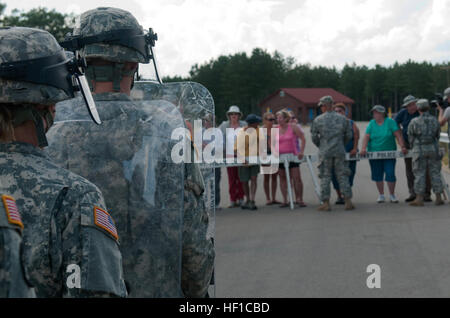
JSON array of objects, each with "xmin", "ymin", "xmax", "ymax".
[{"xmin": 234, "ymin": 114, "xmax": 262, "ymax": 210}]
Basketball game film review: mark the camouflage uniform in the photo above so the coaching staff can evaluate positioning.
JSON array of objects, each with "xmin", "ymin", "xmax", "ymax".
[
  {"xmin": 311, "ymin": 97, "xmax": 353, "ymax": 203},
  {"xmin": 47, "ymin": 92, "xmax": 214, "ymax": 297},
  {"xmin": 0, "ymin": 27, "xmax": 127, "ymax": 298},
  {"xmin": 0, "ymin": 194, "xmax": 35, "ymax": 297},
  {"xmin": 407, "ymin": 102, "xmax": 443, "ymax": 196},
  {"xmin": 0, "ymin": 143, "xmax": 127, "ymax": 297}
]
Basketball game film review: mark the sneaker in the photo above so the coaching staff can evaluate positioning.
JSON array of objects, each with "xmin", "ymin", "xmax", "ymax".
[
  {"xmin": 377, "ymin": 195, "xmax": 385, "ymax": 203},
  {"xmin": 250, "ymin": 201, "xmax": 258, "ymax": 211},
  {"xmin": 405, "ymin": 195, "xmax": 416, "ymax": 202},
  {"xmin": 390, "ymin": 194, "xmax": 399, "ymax": 203},
  {"xmin": 424, "ymin": 196, "xmax": 432, "ymax": 202},
  {"xmin": 335, "ymin": 197, "xmax": 345, "ymax": 205}
]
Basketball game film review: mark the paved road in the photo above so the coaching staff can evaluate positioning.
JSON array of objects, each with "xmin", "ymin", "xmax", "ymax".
[{"xmin": 214, "ymin": 122, "xmax": 450, "ymax": 297}]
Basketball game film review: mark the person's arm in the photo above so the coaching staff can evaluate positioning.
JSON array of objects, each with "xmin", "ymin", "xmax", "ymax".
[
  {"xmin": 438, "ymin": 106, "xmax": 448, "ymax": 126},
  {"xmin": 360, "ymin": 134, "xmax": 370, "ymax": 156},
  {"xmin": 350, "ymin": 122, "xmax": 360, "ymax": 156},
  {"xmin": 394, "ymin": 129, "xmax": 408, "ymax": 154},
  {"xmin": 292, "ymin": 124, "xmax": 306, "ymax": 159},
  {"xmin": 61, "ymin": 189, "xmax": 127, "ymax": 298},
  {"xmin": 182, "ymin": 164, "xmax": 215, "ymax": 298},
  {"xmin": 311, "ymin": 121, "xmax": 320, "ymax": 147},
  {"xmin": 407, "ymin": 121, "xmax": 415, "ymax": 149}
]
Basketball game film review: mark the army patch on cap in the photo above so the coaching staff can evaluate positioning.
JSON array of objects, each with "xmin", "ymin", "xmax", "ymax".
[
  {"xmin": 2, "ymin": 195, "xmax": 24, "ymax": 229},
  {"xmin": 93, "ymin": 206, "xmax": 118, "ymax": 241}
]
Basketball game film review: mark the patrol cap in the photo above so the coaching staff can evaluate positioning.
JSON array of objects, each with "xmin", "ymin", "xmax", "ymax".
[
  {"xmin": 370, "ymin": 105, "xmax": 386, "ymax": 114},
  {"xmin": 245, "ymin": 114, "xmax": 262, "ymax": 125},
  {"xmin": 318, "ymin": 95, "xmax": 334, "ymax": 106},
  {"xmin": 402, "ymin": 95, "xmax": 418, "ymax": 108},
  {"xmin": 416, "ymin": 99, "xmax": 430, "ymax": 111},
  {"xmin": 444, "ymin": 87, "xmax": 450, "ymax": 98}
]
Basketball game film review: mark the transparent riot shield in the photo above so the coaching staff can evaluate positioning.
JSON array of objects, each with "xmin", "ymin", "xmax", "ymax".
[
  {"xmin": 47, "ymin": 94, "xmax": 185, "ymax": 297},
  {"xmin": 132, "ymin": 81, "xmax": 216, "ymax": 297}
]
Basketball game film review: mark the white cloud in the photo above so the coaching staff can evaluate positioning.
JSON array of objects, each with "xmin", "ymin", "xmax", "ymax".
[{"xmin": 2, "ymin": 0, "xmax": 450, "ymax": 77}]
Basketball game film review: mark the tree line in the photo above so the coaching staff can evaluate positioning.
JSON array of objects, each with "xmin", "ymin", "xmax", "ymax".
[
  {"xmin": 1, "ymin": 3, "xmax": 449, "ymax": 123},
  {"xmin": 164, "ymin": 48, "xmax": 450, "ymax": 123}
]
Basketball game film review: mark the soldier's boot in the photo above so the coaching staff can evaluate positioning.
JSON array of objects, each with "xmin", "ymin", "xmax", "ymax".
[
  {"xmin": 435, "ymin": 193, "xmax": 444, "ymax": 206},
  {"xmin": 344, "ymin": 197, "xmax": 355, "ymax": 211},
  {"xmin": 318, "ymin": 200, "xmax": 331, "ymax": 211},
  {"xmin": 409, "ymin": 195, "xmax": 424, "ymax": 207}
]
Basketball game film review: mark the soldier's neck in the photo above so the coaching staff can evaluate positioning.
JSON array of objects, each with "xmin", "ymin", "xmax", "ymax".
[
  {"xmin": 92, "ymin": 79, "xmax": 133, "ymax": 96},
  {"xmin": 13, "ymin": 121, "xmax": 39, "ymax": 148}
]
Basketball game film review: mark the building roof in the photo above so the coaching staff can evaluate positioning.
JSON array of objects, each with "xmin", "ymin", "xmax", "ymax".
[{"xmin": 260, "ymin": 88, "xmax": 355, "ymax": 106}]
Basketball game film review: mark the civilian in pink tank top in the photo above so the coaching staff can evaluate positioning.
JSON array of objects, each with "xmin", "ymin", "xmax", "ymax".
[{"xmin": 275, "ymin": 109, "xmax": 307, "ymax": 208}]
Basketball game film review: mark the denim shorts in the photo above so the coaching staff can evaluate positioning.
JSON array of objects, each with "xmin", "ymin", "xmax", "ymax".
[{"xmin": 369, "ymin": 159, "xmax": 396, "ymax": 182}]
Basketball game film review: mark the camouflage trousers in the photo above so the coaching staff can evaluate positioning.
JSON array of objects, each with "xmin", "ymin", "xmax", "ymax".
[
  {"xmin": 412, "ymin": 153, "xmax": 443, "ymax": 195},
  {"xmin": 318, "ymin": 156, "xmax": 352, "ymax": 201}
]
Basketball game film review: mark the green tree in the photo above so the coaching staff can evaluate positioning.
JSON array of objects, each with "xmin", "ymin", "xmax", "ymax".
[{"xmin": 0, "ymin": 4, "xmax": 75, "ymax": 42}]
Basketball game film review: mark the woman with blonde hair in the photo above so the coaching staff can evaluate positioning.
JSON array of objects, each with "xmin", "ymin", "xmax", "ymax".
[
  {"xmin": 261, "ymin": 111, "xmax": 281, "ymax": 205},
  {"xmin": 276, "ymin": 109, "xmax": 307, "ymax": 208}
]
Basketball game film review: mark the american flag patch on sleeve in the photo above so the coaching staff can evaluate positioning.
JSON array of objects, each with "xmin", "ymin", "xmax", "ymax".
[
  {"xmin": 94, "ymin": 206, "xmax": 118, "ymax": 241},
  {"xmin": 2, "ymin": 195, "xmax": 24, "ymax": 229}
]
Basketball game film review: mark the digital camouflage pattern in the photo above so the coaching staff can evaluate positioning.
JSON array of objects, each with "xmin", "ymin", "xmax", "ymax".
[
  {"xmin": 72, "ymin": 7, "xmax": 147, "ymax": 63},
  {"xmin": 311, "ymin": 111, "xmax": 353, "ymax": 201},
  {"xmin": 0, "ymin": 27, "xmax": 70, "ymax": 105},
  {"xmin": 407, "ymin": 112, "xmax": 444, "ymax": 195},
  {"xmin": 0, "ymin": 142, "xmax": 127, "ymax": 298},
  {"xmin": 0, "ymin": 195, "xmax": 35, "ymax": 298},
  {"xmin": 47, "ymin": 92, "xmax": 214, "ymax": 298}
]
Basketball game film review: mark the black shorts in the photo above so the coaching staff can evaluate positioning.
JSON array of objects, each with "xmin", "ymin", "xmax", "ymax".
[{"xmin": 279, "ymin": 162, "xmax": 300, "ymax": 169}]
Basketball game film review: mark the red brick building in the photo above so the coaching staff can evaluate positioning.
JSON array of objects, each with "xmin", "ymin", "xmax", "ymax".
[{"xmin": 259, "ymin": 88, "xmax": 355, "ymax": 125}]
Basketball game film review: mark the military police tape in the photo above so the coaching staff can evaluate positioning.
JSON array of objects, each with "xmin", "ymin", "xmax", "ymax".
[{"xmin": 207, "ymin": 133, "xmax": 450, "ymax": 210}]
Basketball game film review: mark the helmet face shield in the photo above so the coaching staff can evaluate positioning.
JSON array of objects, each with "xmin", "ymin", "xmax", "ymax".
[
  {"xmin": 0, "ymin": 49, "xmax": 101, "ymax": 125},
  {"xmin": 76, "ymin": 74, "xmax": 102, "ymax": 124}
]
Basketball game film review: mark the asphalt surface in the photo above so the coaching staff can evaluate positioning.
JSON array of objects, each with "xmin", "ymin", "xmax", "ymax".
[{"xmin": 214, "ymin": 122, "xmax": 450, "ymax": 297}]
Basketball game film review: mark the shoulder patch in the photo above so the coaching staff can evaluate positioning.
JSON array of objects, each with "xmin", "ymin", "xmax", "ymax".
[
  {"xmin": 93, "ymin": 206, "xmax": 118, "ymax": 241},
  {"xmin": 2, "ymin": 195, "xmax": 24, "ymax": 229}
]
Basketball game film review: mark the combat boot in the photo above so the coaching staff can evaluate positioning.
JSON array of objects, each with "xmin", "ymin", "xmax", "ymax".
[
  {"xmin": 409, "ymin": 195, "xmax": 424, "ymax": 207},
  {"xmin": 344, "ymin": 197, "xmax": 355, "ymax": 210},
  {"xmin": 318, "ymin": 200, "xmax": 331, "ymax": 211},
  {"xmin": 435, "ymin": 193, "xmax": 444, "ymax": 206}
]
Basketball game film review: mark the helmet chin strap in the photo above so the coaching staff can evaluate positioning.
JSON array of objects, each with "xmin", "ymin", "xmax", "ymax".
[{"xmin": 11, "ymin": 106, "xmax": 51, "ymax": 148}]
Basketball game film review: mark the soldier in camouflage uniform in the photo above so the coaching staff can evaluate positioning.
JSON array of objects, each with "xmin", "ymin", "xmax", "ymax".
[
  {"xmin": 311, "ymin": 96, "xmax": 355, "ymax": 211},
  {"xmin": 408, "ymin": 99, "xmax": 445, "ymax": 206},
  {"xmin": 0, "ymin": 27, "xmax": 127, "ymax": 297},
  {"xmin": 46, "ymin": 7, "xmax": 214, "ymax": 297}
]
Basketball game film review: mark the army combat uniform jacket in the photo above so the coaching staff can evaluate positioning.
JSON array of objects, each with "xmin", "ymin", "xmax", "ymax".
[
  {"xmin": 0, "ymin": 194, "xmax": 35, "ymax": 297},
  {"xmin": 0, "ymin": 142, "xmax": 127, "ymax": 298}
]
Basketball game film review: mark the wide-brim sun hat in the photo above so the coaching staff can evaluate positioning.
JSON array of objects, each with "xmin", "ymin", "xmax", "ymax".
[
  {"xmin": 226, "ymin": 105, "xmax": 243, "ymax": 118},
  {"xmin": 402, "ymin": 95, "xmax": 418, "ymax": 108}
]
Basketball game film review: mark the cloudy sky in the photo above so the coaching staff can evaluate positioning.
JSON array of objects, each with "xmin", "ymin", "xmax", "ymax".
[{"xmin": 2, "ymin": 0, "xmax": 450, "ymax": 78}]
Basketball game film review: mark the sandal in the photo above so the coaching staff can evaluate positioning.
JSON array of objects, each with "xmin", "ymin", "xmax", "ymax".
[
  {"xmin": 280, "ymin": 203, "xmax": 290, "ymax": 208},
  {"xmin": 296, "ymin": 202, "xmax": 307, "ymax": 208},
  {"xmin": 272, "ymin": 200, "xmax": 282, "ymax": 205},
  {"xmin": 266, "ymin": 201, "xmax": 274, "ymax": 206}
]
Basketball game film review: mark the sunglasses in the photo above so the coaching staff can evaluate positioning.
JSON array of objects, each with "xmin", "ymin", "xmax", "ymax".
[{"xmin": 266, "ymin": 118, "xmax": 276, "ymax": 122}]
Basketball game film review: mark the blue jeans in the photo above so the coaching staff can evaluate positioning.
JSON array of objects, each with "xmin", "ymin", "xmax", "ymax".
[{"xmin": 369, "ymin": 159, "xmax": 396, "ymax": 182}]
